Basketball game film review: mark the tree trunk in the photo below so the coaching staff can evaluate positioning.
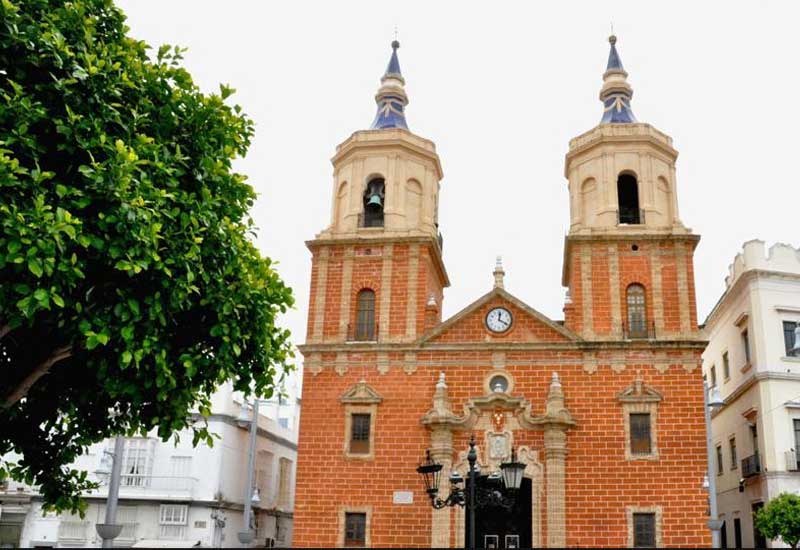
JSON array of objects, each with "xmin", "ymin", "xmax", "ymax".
[
  {"xmin": 0, "ymin": 324, "xmax": 10, "ymax": 339},
  {"xmin": 2, "ymin": 345, "xmax": 72, "ymax": 408}
]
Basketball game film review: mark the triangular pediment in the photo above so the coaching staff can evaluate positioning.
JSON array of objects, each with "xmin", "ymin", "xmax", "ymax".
[
  {"xmin": 617, "ymin": 375, "xmax": 663, "ymax": 403},
  {"xmin": 420, "ymin": 287, "xmax": 579, "ymax": 345},
  {"xmin": 340, "ymin": 380, "xmax": 383, "ymax": 404}
]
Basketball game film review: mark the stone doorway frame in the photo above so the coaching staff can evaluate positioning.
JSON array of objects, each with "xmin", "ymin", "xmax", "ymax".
[{"xmin": 421, "ymin": 371, "xmax": 576, "ymax": 548}]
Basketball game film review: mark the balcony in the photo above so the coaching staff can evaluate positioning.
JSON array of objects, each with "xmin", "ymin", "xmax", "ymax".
[
  {"xmin": 617, "ymin": 208, "xmax": 646, "ymax": 225},
  {"xmin": 91, "ymin": 475, "xmax": 199, "ymax": 500},
  {"xmin": 159, "ymin": 525, "xmax": 187, "ymax": 540},
  {"xmin": 346, "ymin": 322, "xmax": 379, "ymax": 343},
  {"xmin": 622, "ymin": 321, "xmax": 656, "ymax": 340},
  {"xmin": 742, "ymin": 453, "xmax": 761, "ymax": 478},
  {"xmin": 58, "ymin": 520, "xmax": 89, "ymax": 542}
]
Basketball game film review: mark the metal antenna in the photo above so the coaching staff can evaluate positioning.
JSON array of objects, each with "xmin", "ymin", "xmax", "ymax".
[{"xmin": 394, "ymin": 26, "xmax": 399, "ymax": 42}]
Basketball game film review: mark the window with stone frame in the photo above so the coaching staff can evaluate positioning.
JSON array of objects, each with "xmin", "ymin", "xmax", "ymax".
[
  {"xmin": 629, "ymin": 413, "xmax": 652, "ymax": 456},
  {"xmin": 741, "ymin": 329, "xmax": 751, "ymax": 365},
  {"xmin": 354, "ymin": 289, "xmax": 376, "ymax": 341},
  {"xmin": 722, "ymin": 351, "xmax": 730, "ymax": 380},
  {"xmin": 618, "ymin": 375, "xmax": 662, "ymax": 460},
  {"xmin": 277, "ymin": 457, "xmax": 292, "ymax": 508},
  {"xmin": 729, "ymin": 438, "xmax": 737, "ymax": 470},
  {"xmin": 340, "ymin": 380, "xmax": 382, "ymax": 460},
  {"xmin": 349, "ymin": 413, "xmax": 371, "ymax": 454},
  {"xmin": 784, "ymin": 321, "xmax": 799, "ymax": 356},
  {"xmin": 633, "ymin": 513, "xmax": 656, "ymax": 547},
  {"xmin": 344, "ymin": 513, "xmax": 366, "ymax": 547},
  {"xmin": 626, "ymin": 506, "xmax": 662, "ymax": 548},
  {"xmin": 716, "ymin": 444, "xmax": 724, "ymax": 475},
  {"xmin": 338, "ymin": 507, "xmax": 371, "ymax": 548}
]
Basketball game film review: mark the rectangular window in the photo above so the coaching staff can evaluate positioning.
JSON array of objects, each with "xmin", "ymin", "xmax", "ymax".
[
  {"xmin": 742, "ymin": 330, "xmax": 751, "ymax": 364},
  {"xmin": 721, "ymin": 520, "xmax": 728, "ymax": 549},
  {"xmin": 629, "ymin": 413, "xmax": 652, "ymax": 455},
  {"xmin": 794, "ymin": 420, "xmax": 800, "ymax": 470},
  {"xmin": 350, "ymin": 413, "xmax": 371, "ymax": 454},
  {"xmin": 633, "ymin": 512, "xmax": 656, "ymax": 547},
  {"xmin": 734, "ymin": 518, "xmax": 742, "ymax": 548},
  {"xmin": 753, "ymin": 503, "xmax": 767, "ymax": 548},
  {"xmin": 729, "ymin": 438, "xmax": 737, "ymax": 470},
  {"xmin": 785, "ymin": 321, "xmax": 798, "ymax": 356},
  {"xmin": 722, "ymin": 352, "xmax": 730, "ymax": 380},
  {"xmin": 710, "ymin": 365, "xmax": 717, "ymax": 387},
  {"xmin": 122, "ymin": 438, "xmax": 153, "ymax": 487},
  {"xmin": 277, "ymin": 457, "xmax": 292, "ymax": 508},
  {"xmin": 344, "ymin": 512, "xmax": 366, "ymax": 547},
  {"xmin": 159, "ymin": 504, "xmax": 188, "ymax": 540},
  {"xmin": 716, "ymin": 445, "xmax": 724, "ymax": 475}
]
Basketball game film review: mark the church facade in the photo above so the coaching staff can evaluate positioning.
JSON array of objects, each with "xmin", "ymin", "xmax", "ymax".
[{"xmin": 293, "ymin": 37, "xmax": 710, "ymax": 548}]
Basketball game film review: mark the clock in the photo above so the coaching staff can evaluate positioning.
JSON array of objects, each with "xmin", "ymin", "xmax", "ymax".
[{"xmin": 485, "ymin": 307, "xmax": 513, "ymax": 333}]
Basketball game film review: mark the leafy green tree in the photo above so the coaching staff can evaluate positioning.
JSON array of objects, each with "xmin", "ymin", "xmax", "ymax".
[
  {"xmin": 755, "ymin": 493, "xmax": 800, "ymax": 549},
  {"xmin": 0, "ymin": 0, "xmax": 293, "ymax": 513}
]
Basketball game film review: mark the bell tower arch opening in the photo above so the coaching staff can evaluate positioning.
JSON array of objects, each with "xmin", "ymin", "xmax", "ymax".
[
  {"xmin": 617, "ymin": 172, "xmax": 640, "ymax": 224},
  {"xmin": 362, "ymin": 176, "xmax": 385, "ymax": 227}
]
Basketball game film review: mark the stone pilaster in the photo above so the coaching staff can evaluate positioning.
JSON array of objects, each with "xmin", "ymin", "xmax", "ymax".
[
  {"xmin": 311, "ymin": 248, "xmax": 330, "ymax": 343},
  {"xmin": 338, "ymin": 249, "xmax": 354, "ymax": 340},
  {"xmin": 544, "ymin": 428, "xmax": 568, "ymax": 548},
  {"xmin": 379, "ymin": 244, "xmax": 393, "ymax": 342},
  {"xmin": 580, "ymin": 246, "xmax": 594, "ymax": 339},
  {"xmin": 649, "ymin": 254, "xmax": 665, "ymax": 337},
  {"xmin": 405, "ymin": 244, "xmax": 420, "ymax": 340},
  {"xmin": 608, "ymin": 244, "xmax": 621, "ymax": 337},
  {"xmin": 675, "ymin": 242, "xmax": 691, "ymax": 334}
]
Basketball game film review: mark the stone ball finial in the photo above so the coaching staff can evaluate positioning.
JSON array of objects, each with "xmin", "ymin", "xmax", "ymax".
[
  {"xmin": 391, "ymin": 40, "xmax": 400, "ymax": 50},
  {"xmin": 609, "ymin": 34, "xmax": 617, "ymax": 45}
]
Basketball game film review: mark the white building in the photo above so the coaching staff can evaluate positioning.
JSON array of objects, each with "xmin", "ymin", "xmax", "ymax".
[
  {"xmin": 703, "ymin": 240, "xmax": 800, "ymax": 548},
  {"xmin": 0, "ymin": 380, "xmax": 300, "ymax": 548}
]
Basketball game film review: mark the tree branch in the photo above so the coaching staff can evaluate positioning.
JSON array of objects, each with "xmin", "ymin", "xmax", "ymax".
[{"xmin": 2, "ymin": 345, "xmax": 72, "ymax": 408}]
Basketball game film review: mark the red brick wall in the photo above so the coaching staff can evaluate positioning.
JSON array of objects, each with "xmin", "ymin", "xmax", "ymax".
[{"xmin": 293, "ymin": 349, "xmax": 709, "ymax": 547}]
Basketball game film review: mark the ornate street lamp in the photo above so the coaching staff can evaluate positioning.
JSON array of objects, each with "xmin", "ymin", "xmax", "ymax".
[{"xmin": 416, "ymin": 434, "xmax": 526, "ymax": 549}]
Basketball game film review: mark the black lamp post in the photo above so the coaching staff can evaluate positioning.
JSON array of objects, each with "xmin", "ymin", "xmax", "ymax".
[{"xmin": 416, "ymin": 434, "xmax": 526, "ymax": 549}]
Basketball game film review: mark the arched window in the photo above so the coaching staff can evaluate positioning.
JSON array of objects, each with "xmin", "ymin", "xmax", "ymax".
[
  {"xmin": 626, "ymin": 284, "xmax": 647, "ymax": 338},
  {"xmin": 617, "ymin": 173, "xmax": 641, "ymax": 224},
  {"xmin": 362, "ymin": 177, "xmax": 385, "ymax": 228},
  {"xmin": 355, "ymin": 289, "xmax": 376, "ymax": 341}
]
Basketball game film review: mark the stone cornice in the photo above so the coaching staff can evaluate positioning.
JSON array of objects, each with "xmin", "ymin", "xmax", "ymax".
[
  {"xmin": 331, "ymin": 129, "xmax": 443, "ymax": 179},
  {"xmin": 711, "ymin": 370, "xmax": 800, "ymax": 418},
  {"xmin": 704, "ymin": 268, "xmax": 800, "ymax": 329},
  {"xmin": 299, "ymin": 340, "xmax": 707, "ymax": 354}
]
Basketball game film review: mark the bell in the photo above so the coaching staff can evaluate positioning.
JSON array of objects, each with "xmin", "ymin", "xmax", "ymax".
[{"xmin": 367, "ymin": 193, "xmax": 383, "ymax": 208}]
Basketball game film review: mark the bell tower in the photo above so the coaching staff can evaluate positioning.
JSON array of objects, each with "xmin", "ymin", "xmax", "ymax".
[
  {"xmin": 562, "ymin": 36, "xmax": 700, "ymax": 341},
  {"xmin": 306, "ymin": 41, "xmax": 449, "ymax": 345}
]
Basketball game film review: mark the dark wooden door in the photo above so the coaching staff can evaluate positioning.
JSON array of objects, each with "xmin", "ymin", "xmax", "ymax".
[{"xmin": 465, "ymin": 477, "xmax": 532, "ymax": 549}]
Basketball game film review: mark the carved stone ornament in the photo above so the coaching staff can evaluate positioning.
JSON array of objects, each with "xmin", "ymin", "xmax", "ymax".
[{"xmin": 340, "ymin": 379, "xmax": 383, "ymax": 404}]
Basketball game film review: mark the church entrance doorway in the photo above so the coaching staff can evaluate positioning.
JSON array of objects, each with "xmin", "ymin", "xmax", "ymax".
[{"xmin": 465, "ymin": 477, "xmax": 532, "ymax": 549}]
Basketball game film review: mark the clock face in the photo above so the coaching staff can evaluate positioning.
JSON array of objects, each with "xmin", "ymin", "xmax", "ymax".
[{"xmin": 485, "ymin": 307, "xmax": 513, "ymax": 333}]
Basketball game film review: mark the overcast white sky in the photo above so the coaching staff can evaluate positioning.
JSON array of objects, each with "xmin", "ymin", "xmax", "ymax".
[{"xmin": 117, "ymin": 1, "xmax": 797, "ymax": 356}]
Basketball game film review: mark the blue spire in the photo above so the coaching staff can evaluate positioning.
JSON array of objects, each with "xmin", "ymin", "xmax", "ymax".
[
  {"xmin": 385, "ymin": 39, "xmax": 402, "ymax": 77},
  {"xmin": 371, "ymin": 40, "xmax": 409, "ymax": 130},
  {"xmin": 599, "ymin": 35, "xmax": 637, "ymax": 124},
  {"xmin": 606, "ymin": 35, "xmax": 624, "ymax": 71}
]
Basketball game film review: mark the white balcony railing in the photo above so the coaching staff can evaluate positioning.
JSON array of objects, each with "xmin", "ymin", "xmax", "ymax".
[
  {"xmin": 112, "ymin": 475, "xmax": 197, "ymax": 498},
  {"xmin": 58, "ymin": 520, "xmax": 89, "ymax": 541},
  {"xmin": 118, "ymin": 522, "xmax": 139, "ymax": 542}
]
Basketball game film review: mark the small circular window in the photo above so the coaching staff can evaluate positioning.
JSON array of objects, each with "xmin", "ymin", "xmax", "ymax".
[{"xmin": 489, "ymin": 375, "xmax": 509, "ymax": 393}]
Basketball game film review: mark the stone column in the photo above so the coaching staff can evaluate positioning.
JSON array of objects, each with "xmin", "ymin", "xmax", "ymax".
[
  {"xmin": 544, "ymin": 428, "xmax": 568, "ymax": 548},
  {"xmin": 430, "ymin": 427, "xmax": 453, "ymax": 549}
]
